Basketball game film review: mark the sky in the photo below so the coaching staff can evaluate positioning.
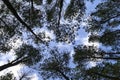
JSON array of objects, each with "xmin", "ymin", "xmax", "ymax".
[{"xmin": 0, "ymin": 0, "xmax": 103, "ymax": 80}]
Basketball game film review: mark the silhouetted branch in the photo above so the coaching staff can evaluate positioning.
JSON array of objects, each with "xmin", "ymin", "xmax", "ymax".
[
  {"xmin": 56, "ymin": 69, "xmax": 70, "ymax": 80},
  {"xmin": 92, "ymin": 72, "xmax": 120, "ymax": 80},
  {"xmin": 0, "ymin": 57, "xmax": 27, "ymax": 71},
  {"xmin": 2, "ymin": 0, "xmax": 43, "ymax": 43},
  {"xmin": 0, "ymin": 18, "xmax": 9, "ymax": 27},
  {"xmin": 79, "ymin": 56, "xmax": 120, "ymax": 60},
  {"xmin": 100, "ymin": 13, "xmax": 120, "ymax": 24}
]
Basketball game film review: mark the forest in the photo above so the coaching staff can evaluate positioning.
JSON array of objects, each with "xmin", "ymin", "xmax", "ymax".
[{"xmin": 0, "ymin": 0, "xmax": 120, "ymax": 80}]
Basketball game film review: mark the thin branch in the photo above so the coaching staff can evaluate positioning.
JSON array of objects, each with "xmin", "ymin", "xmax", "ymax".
[
  {"xmin": 92, "ymin": 72, "xmax": 120, "ymax": 80},
  {"xmin": 56, "ymin": 69, "xmax": 70, "ymax": 80},
  {"xmin": 79, "ymin": 56, "xmax": 120, "ymax": 60},
  {"xmin": 0, "ymin": 18, "xmax": 9, "ymax": 27},
  {"xmin": 100, "ymin": 13, "xmax": 120, "ymax": 24}
]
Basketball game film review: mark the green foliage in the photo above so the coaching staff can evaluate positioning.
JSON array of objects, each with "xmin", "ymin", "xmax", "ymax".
[
  {"xmin": 87, "ymin": 0, "xmax": 120, "ymax": 49},
  {"xmin": 87, "ymin": 0, "xmax": 120, "ymax": 31},
  {"xmin": 34, "ymin": 0, "xmax": 43, "ymax": 5},
  {"xmin": 47, "ymin": 0, "xmax": 53, "ymax": 4},
  {"xmin": 100, "ymin": 30, "xmax": 117, "ymax": 46},
  {"xmin": 0, "ymin": 22, "xmax": 15, "ymax": 53},
  {"xmin": 89, "ymin": 29, "xmax": 120, "ymax": 46},
  {"xmin": 73, "ymin": 45, "xmax": 98, "ymax": 65},
  {"xmin": 73, "ymin": 45, "xmax": 120, "ymax": 80},
  {"xmin": 64, "ymin": 0, "xmax": 85, "ymax": 20},
  {"xmin": 15, "ymin": 44, "xmax": 42, "ymax": 65},
  {"xmin": 40, "ymin": 48, "xmax": 71, "ymax": 80},
  {"xmin": 46, "ymin": 8, "xmax": 55, "ymax": 22},
  {"xmin": 0, "ymin": 0, "xmax": 120, "ymax": 80},
  {"xmin": 108, "ymin": 20, "xmax": 120, "ymax": 27},
  {"xmin": 88, "ymin": 33, "xmax": 100, "ymax": 42},
  {"xmin": 0, "ymin": 73, "xmax": 15, "ymax": 80},
  {"xmin": 21, "ymin": 7, "xmax": 42, "ymax": 28},
  {"xmin": 86, "ymin": 62, "xmax": 120, "ymax": 80},
  {"xmin": 46, "ymin": 1, "xmax": 59, "ymax": 23}
]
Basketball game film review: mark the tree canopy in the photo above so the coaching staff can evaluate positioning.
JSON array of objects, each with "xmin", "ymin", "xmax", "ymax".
[{"xmin": 0, "ymin": 0, "xmax": 120, "ymax": 80}]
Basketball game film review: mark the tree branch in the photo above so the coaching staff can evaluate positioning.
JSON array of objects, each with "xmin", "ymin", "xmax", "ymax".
[
  {"xmin": 0, "ymin": 18, "xmax": 9, "ymax": 27},
  {"xmin": 79, "ymin": 56, "xmax": 120, "ymax": 60},
  {"xmin": 0, "ymin": 56, "xmax": 28, "ymax": 71},
  {"xmin": 56, "ymin": 69, "xmax": 70, "ymax": 80},
  {"xmin": 92, "ymin": 72, "xmax": 120, "ymax": 80},
  {"xmin": 2, "ymin": 0, "xmax": 43, "ymax": 43},
  {"xmin": 100, "ymin": 13, "xmax": 120, "ymax": 24}
]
